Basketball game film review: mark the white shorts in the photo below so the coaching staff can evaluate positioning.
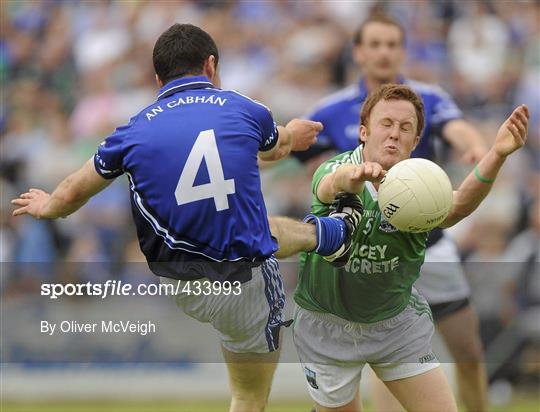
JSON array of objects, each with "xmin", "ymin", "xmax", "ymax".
[
  {"xmin": 160, "ymin": 257, "xmax": 285, "ymax": 354},
  {"xmin": 415, "ymin": 233, "xmax": 471, "ymax": 305},
  {"xmin": 292, "ymin": 290, "xmax": 439, "ymax": 408}
]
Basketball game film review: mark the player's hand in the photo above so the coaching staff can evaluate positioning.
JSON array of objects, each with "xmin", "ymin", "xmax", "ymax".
[
  {"xmin": 286, "ymin": 119, "xmax": 323, "ymax": 151},
  {"xmin": 11, "ymin": 188, "xmax": 51, "ymax": 219},
  {"xmin": 349, "ymin": 162, "xmax": 387, "ymax": 183},
  {"xmin": 494, "ymin": 105, "xmax": 529, "ymax": 158},
  {"xmin": 462, "ymin": 144, "xmax": 488, "ymax": 164},
  {"xmin": 338, "ymin": 163, "xmax": 387, "ymax": 193}
]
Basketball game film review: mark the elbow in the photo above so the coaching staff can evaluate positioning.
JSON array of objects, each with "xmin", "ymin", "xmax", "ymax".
[
  {"xmin": 454, "ymin": 206, "xmax": 471, "ymax": 219},
  {"xmin": 455, "ymin": 203, "xmax": 477, "ymax": 221},
  {"xmin": 268, "ymin": 147, "xmax": 288, "ymax": 162},
  {"xmin": 441, "ymin": 208, "xmax": 469, "ymax": 228},
  {"xmin": 259, "ymin": 145, "xmax": 287, "ymax": 162},
  {"xmin": 273, "ymin": 144, "xmax": 290, "ymax": 160},
  {"xmin": 265, "ymin": 152, "xmax": 281, "ymax": 162}
]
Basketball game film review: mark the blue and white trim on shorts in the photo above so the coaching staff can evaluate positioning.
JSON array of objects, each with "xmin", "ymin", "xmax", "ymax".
[{"xmin": 260, "ymin": 256, "xmax": 286, "ymax": 352}]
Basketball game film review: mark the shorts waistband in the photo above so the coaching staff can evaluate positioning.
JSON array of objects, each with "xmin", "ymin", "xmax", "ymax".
[
  {"xmin": 296, "ymin": 304, "xmax": 411, "ymax": 330},
  {"xmin": 155, "ymin": 258, "xmax": 270, "ymax": 284}
]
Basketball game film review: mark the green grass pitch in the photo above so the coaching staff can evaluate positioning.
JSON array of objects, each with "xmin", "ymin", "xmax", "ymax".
[{"xmin": 2, "ymin": 397, "xmax": 539, "ymax": 412}]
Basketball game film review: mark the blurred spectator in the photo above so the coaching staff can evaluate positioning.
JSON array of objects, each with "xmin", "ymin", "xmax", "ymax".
[{"xmin": 448, "ymin": 3, "xmax": 510, "ymax": 94}]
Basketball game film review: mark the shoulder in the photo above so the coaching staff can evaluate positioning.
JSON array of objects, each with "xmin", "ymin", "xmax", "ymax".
[
  {"xmin": 316, "ymin": 84, "xmax": 360, "ymax": 108},
  {"xmin": 219, "ymin": 88, "xmax": 272, "ymax": 113},
  {"xmin": 316, "ymin": 150, "xmax": 357, "ymax": 175},
  {"xmin": 308, "ymin": 85, "xmax": 360, "ymax": 119},
  {"xmin": 311, "ymin": 150, "xmax": 355, "ymax": 205},
  {"xmin": 131, "ymin": 98, "xmax": 176, "ymax": 125}
]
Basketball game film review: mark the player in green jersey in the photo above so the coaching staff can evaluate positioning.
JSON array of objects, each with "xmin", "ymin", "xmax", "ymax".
[{"xmin": 293, "ymin": 84, "xmax": 529, "ymax": 412}]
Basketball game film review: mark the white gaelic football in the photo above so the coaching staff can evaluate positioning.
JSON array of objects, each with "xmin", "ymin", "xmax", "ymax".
[{"xmin": 378, "ymin": 158, "xmax": 453, "ymax": 233}]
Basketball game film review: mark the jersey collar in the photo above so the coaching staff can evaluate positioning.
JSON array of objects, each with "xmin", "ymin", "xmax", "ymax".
[
  {"xmin": 157, "ymin": 75, "xmax": 214, "ymax": 100},
  {"xmin": 358, "ymin": 75, "xmax": 406, "ymax": 100},
  {"xmin": 350, "ymin": 145, "xmax": 363, "ymax": 165}
]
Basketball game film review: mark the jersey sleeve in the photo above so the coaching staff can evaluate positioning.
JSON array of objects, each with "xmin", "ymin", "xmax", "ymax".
[
  {"xmin": 246, "ymin": 99, "xmax": 279, "ymax": 152},
  {"xmin": 311, "ymin": 155, "xmax": 350, "ymax": 209},
  {"xmin": 93, "ymin": 119, "xmax": 133, "ymax": 179},
  {"xmin": 430, "ymin": 87, "xmax": 463, "ymax": 132}
]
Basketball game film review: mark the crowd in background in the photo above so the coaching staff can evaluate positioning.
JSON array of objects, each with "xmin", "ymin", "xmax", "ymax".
[{"xmin": 1, "ymin": 0, "xmax": 539, "ymax": 387}]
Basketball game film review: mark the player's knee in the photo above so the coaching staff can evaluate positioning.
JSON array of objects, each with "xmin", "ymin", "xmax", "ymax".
[
  {"xmin": 229, "ymin": 371, "xmax": 272, "ymax": 410},
  {"xmin": 455, "ymin": 336, "xmax": 484, "ymax": 364},
  {"xmin": 225, "ymin": 349, "xmax": 277, "ymax": 410},
  {"xmin": 445, "ymin": 319, "xmax": 485, "ymax": 363}
]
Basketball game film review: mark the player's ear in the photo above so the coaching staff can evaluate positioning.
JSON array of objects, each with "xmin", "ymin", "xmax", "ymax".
[
  {"xmin": 412, "ymin": 135, "xmax": 420, "ymax": 151},
  {"xmin": 204, "ymin": 55, "xmax": 218, "ymax": 84},
  {"xmin": 359, "ymin": 125, "xmax": 368, "ymax": 145},
  {"xmin": 155, "ymin": 74, "xmax": 164, "ymax": 88},
  {"xmin": 211, "ymin": 56, "xmax": 221, "ymax": 88}
]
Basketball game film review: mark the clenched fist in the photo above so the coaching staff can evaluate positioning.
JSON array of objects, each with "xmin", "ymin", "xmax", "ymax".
[{"xmin": 286, "ymin": 119, "xmax": 324, "ymax": 152}]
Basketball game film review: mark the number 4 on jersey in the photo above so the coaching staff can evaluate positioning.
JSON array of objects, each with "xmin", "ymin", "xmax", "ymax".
[{"xmin": 175, "ymin": 129, "xmax": 235, "ymax": 211}]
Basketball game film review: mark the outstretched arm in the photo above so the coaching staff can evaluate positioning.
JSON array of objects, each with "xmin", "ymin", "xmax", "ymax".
[
  {"xmin": 258, "ymin": 119, "xmax": 323, "ymax": 162},
  {"xmin": 441, "ymin": 105, "xmax": 529, "ymax": 228},
  {"xmin": 11, "ymin": 158, "xmax": 113, "ymax": 219},
  {"xmin": 316, "ymin": 162, "xmax": 386, "ymax": 204}
]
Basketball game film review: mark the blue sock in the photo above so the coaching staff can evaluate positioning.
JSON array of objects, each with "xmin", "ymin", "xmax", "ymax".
[{"xmin": 303, "ymin": 214, "xmax": 346, "ymax": 255}]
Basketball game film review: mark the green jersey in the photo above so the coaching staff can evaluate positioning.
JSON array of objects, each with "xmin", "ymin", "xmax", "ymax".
[{"xmin": 295, "ymin": 146, "xmax": 429, "ymax": 323}]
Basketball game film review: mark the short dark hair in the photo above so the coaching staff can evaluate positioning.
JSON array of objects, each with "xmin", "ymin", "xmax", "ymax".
[
  {"xmin": 361, "ymin": 84, "xmax": 425, "ymax": 137},
  {"xmin": 153, "ymin": 24, "xmax": 219, "ymax": 85},
  {"xmin": 353, "ymin": 14, "xmax": 405, "ymax": 46}
]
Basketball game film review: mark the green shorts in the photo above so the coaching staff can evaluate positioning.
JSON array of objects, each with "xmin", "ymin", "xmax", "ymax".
[{"xmin": 292, "ymin": 289, "xmax": 439, "ymax": 408}]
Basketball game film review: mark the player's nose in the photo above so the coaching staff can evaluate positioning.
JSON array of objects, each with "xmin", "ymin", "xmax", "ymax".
[{"xmin": 389, "ymin": 124, "xmax": 400, "ymax": 140}]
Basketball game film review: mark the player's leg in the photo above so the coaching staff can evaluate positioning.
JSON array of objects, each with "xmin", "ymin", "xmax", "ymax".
[
  {"xmin": 292, "ymin": 306, "xmax": 364, "ymax": 411},
  {"xmin": 314, "ymin": 390, "xmax": 361, "ymax": 412},
  {"xmin": 437, "ymin": 303, "xmax": 488, "ymax": 412},
  {"xmin": 370, "ymin": 372, "xmax": 403, "ymax": 412},
  {"xmin": 214, "ymin": 257, "xmax": 286, "ymax": 411},
  {"xmin": 369, "ymin": 289, "xmax": 455, "ymax": 412},
  {"xmin": 270, "ymin": 193, "xmax": 363, "ymax": 260},
  {"xmin": 417, "ymin": 234, "xmax": 487, "ymax": 412},
  {"xmin": 162, "ymin": 257, "xmax": 287, "ymax": 411},
  {"xmin": 383, "ymin": 367, "xmax": 457, "ymax": 412},
  {"xmin": 269, "ymin": 216, "xmax": 316, "ymax": 258},
  {"xmin": 222, "ymin": 347, "xmax": 280, "ymax": 412},
  {"xmin": 269, "ymin": 214, "xmax": 352, "ymax": 260}
]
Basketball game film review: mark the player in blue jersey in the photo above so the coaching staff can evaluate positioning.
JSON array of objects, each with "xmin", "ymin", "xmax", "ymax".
[
  {"xmin": 11, "ymin": 24, "xmax": 363, "ymax": 412},
  {"xmin": 299, "ymin": 15, "xmax": 489, "ymax": 412}
]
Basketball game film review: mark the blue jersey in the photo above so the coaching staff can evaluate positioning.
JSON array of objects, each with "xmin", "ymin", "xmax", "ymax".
[
  {"xmin": 298, "ymin": 77, "xmax": 462, "ymax": 162},
  {"xmin": 94, "ymin": 75, "xmax": 279, "ymax": 280}
]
